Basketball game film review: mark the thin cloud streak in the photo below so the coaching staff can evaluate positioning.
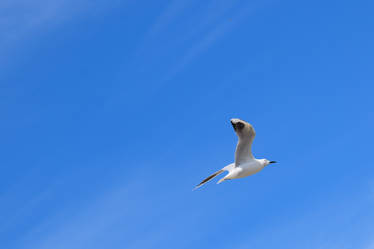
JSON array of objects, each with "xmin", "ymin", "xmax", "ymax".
[
  {"xmin": 17, "ymin": 181, "xmax": 145, "ymax": 249},
  {"xmin": 234, "ymin": 186, "xmax": 374, "ymax": 249},
  {"xmin": 15, "ymin": 176, "xmax": 207, "ymax": 249},
  {"xmin": 366, "ymin": 242, "xmax": 374, "ymax": 249},
  {"xmin": 1, "ymin": 0, "xmax": 75, "ymax": 49},
  {"xmin": 128, "ymin": 0, "xmax": 240, "ymax": 75},
  {"xmin": 161, "ymin": 3, "xmax": 259, "ymax": 83},
  {"xmin": 147, "ymin": 0, "xmax": 194, "ymax": 37},
  {"xmin": 130, "ymin": 0, "xmax": 196, "ymax": 61},
  {"xmin": 0, "ymin": 0, "xmax": 122, "ymax": 71}
]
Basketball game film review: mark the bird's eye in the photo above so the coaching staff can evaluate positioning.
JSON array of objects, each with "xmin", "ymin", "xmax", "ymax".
[{"xmin": 237, "ymin": 122, "xmax": 244, "ymax": 129}]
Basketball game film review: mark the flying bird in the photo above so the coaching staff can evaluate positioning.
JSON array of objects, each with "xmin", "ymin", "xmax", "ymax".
[{"xmin": 195, "ymin": 118, "xmax": 276, "ymax": 189}]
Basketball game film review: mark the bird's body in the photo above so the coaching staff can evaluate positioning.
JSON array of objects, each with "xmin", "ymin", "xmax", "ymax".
[
  {"xmin": 224, "ymin": 160, "xmax": 264, "ymax": 180},
  {"xmin": 195, "ymin": 118, "xmax": 276, "ymax": 189}
]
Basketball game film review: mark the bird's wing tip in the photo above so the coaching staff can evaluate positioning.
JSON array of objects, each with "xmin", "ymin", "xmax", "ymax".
[{"xmin": 193, "ymin": 185, "xmax": 201, "ymax": 191}]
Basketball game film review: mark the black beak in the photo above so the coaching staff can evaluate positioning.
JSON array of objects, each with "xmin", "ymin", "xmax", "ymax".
[{"xmin": 269, "ymin": 161, "xmax": 277, "ymax": 164}]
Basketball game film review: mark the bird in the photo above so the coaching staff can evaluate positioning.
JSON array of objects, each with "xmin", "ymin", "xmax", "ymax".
[{"xmin": 194, "ymin": 118, "xmax": 276, "ymax": 189}]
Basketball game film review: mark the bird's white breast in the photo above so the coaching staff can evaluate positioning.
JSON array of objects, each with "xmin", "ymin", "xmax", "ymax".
[{"xmin": 230, "ymin": 160, "xmax": 264, "ymax": 179}]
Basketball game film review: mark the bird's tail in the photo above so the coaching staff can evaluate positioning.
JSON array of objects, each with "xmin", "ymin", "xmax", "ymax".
[
  {"xmin": 194, "ymin": 169, "xmax": 225, "ymax": 190},
  {"xmin": 217, "ymin": 177, "xmax": 226, "ymax": 184}
]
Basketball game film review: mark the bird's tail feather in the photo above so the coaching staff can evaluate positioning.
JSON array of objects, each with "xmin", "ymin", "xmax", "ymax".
[
  {"xmin": 194, "ymin": 169, "xmax": 225, "ymax": 190},
  {"xmin": 217, "ymin": 177, "xmax": 226, "ymax": 184}
]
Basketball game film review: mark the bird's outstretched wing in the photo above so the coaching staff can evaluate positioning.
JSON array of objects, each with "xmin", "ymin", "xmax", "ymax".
[
  {"xmin": 230, "ymin": 119, "xmax": 256, "ymax": 166},
  {"xmin": 194, "ymin": 163, "xmax": 234, "ymax": 190},
  {"xmin": 194, "ymin": 169, "xmax": 224, "ymax": 190}
]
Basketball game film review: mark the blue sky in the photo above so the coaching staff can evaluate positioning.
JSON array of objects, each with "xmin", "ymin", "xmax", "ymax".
[{"xmin": 1, "ymin": 0, "xmax": 374, "ymax": 248}]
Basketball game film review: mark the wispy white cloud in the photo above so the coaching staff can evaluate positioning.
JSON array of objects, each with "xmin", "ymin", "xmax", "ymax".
[
  {"xmin": 161, "ymin": 2, "xmax": 258, "ymax": 83},
  {"xmin": 13, "ymin": 174, "xmax": 205, "ymax": 249},
  {"xmin": 111, "ymin": 0, "xmax": 248, "ymax": 105},
  {"xmin": 1, "ymin": 0, "xmax": 74, "ymax": 47},
  {"xmin": 0, "ymin": 184, "xmax": 55, "ymax": 235},
  {"xmin": 0, "ymin": 0, "xmax": 123, "ymax": 69},
  {"xmin": 233, "ymin": 184, "xmax": 374, "ymax": 249},
  {"xmin": 130, "ymin": 0, "xmax": 197, "ymax": 63},
  {"xmin": 173, "ymin": 0, "xmax": 239, "ymax": 46},
  {"xmin": 366, "ymin": 242, "xmax": 374, "ymax": 249},
  {"xmin": 146, "ymin": 0, "xmax": 195, "ymax": 37},
  {"xmin": 16, "ymin": 180, "xmax": 145, "ymax": 249}
]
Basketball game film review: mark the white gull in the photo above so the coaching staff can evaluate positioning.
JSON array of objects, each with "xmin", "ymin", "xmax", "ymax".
[{"xmin": 195, "ymin": 118, "xmax": 276, "ymax": 189}]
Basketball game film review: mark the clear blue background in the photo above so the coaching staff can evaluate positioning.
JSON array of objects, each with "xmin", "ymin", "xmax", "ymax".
[{"xmin": 1, "ymin": 0, "xmax": 374, "ymax": 248}]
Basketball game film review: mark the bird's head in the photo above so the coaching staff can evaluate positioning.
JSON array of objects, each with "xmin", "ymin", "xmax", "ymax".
[
  {"xmin": 262, "ymin": 159, "xmax": 277, "ymax": 166},
  {"xmin": 230, "ymin": 118, "xmax": 255, "ymax": 137}
]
